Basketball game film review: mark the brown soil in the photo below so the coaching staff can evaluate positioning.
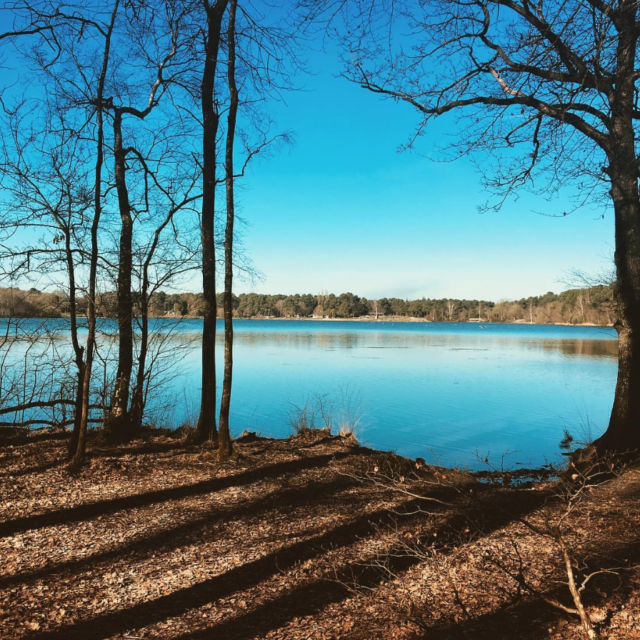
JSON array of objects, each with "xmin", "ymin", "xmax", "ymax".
[{"xmin": 0, "ymin": 429, "xmax": 638, "ymax": 639}]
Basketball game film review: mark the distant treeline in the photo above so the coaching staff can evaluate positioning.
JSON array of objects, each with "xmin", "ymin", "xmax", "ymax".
[{"xmin": 0, "ymin": 284, "xmax": 615, "ymax": 325}]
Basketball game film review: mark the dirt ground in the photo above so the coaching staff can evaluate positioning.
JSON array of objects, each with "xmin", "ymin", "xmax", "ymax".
[{"xmin": 0, "ymin": 428, "xmax": 638, "ymax": 639}]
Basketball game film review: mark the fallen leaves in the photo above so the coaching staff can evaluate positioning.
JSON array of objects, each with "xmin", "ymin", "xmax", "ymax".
[{"xmin": 0, "ymin": 431, "xmax": 638, "ymax": 640}]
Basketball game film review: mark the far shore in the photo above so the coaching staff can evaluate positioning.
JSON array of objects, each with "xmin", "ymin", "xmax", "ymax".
[{"xmin": 178, "ymin": 315, "xmax": 615, "ymax": 327}]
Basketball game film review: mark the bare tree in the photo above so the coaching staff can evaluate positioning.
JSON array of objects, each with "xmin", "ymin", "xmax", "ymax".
[
  {"xmin": 0, "ymin": 101, "xmax": 92, "ymax": 438},
  {"xmin": 194, "ymin": 0, "xmax": 295, "ymax": 444},
  {"xmin": 101, "ymin": 0, "xmax": 183, "ymax": 441},
  {"xmin": 218, "ymin": 0, "xmax": 239, "ymax": 461},
  {"xmin": 1, "ymin": 0, "xmax": 294, "ymax": 462},
  {"xmin": 67, "ymin": 1, "xmax": 120, "ymax": 471},
  {"xmin": 129, "ymin": 157, "xmax": 201, "ymax": 430},
  {"xmin": 0, "ymin": 0, "xmax": 122, "ymax": 469},
  {"xmin": 195, "ymin": 0, "xmax": 229, "ymax": 443},
  {"xmin": 446, "ymin": 299, "xmax": 456, "ymax": 322},
  {"xmin": 309, "ymin": 0, "xmax": 640, "ymax": 453}
]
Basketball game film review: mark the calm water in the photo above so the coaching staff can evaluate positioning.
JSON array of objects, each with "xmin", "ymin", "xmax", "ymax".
[{"xmin": 2, "ymin": 319, "xmax": 619, "ymax": 469}]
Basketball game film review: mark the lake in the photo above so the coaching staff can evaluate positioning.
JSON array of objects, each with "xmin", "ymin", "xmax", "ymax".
[{"xmin": 1, "ymin": 319, "xmax": 619, "ymax": 469}]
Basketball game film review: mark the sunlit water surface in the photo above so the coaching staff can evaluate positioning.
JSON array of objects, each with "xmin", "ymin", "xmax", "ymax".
[{"xmin": 2, "ymin": 319, "xmax": 618, "ymax": 469}]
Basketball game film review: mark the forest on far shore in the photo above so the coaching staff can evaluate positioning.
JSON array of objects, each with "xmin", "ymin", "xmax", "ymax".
[{"xmin": 0, "ymin": 283, "xmax": 615, "ymax": 325}]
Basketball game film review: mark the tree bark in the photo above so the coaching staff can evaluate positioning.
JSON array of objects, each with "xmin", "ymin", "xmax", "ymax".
[
  {"xmin": 63, "ymin": 212, "xmax": 86, "ymax": 456},
  {"xmin": 129, "ymin": 293, "xmax": 148, "ymax": 430},
  {"xmin": 105, "ymin": 109, "xmax": 134, "ymax": 441},
  {"xmin": 68, "ymin": 0, "xmax": 120, "ymax": 472},
  {"xmin": 196, "ymin": 0, "xmax": 228, "ymax": 443},
  {"xmin": 594, "ymin": 4, "xmax": 640, "ymax": 453},
  {"xmin": 218, "ymin": 0, "xmax": 238, "ymax": 461},
  {"xmin": 597, "ymin": 168, "xmax": 640, "ymax": 452}
]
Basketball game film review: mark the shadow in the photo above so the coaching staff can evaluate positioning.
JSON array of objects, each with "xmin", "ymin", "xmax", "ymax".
[
  {"xmin": 0, "ymin": 476, "xmax": 359, "ymax": 591},
  {"xmin": 0, "ymin": 458, "xmax": 65, "ymax": 478},
  {"xmin": 0, "ymin": 451, "xmax": 362, "ymax": 539},
  {"xmin": 0, "ymin": 428, "xmax": 192, "ymax": 456},
  {"xmin": 171, "ymin": 487, "xmax": 550, "ymax": 639},
  {"xmin": 0, "ymin": 440, "xmax": 189, "ymax": 479},
  {"xmin": 18, "ymin": 443, "xmax": 632, "ymax": 640},
  {"xmin": 176, "ymin": 547, "xmax": 422, "ymax": 640},
  {"xmin": 298, "ymin": 435, "xmax": 338, "ymax": 449},
  {"xmin": 31, "ymin": 498, "xmax": 430, "ymax": 640},
  {"xmin": 87, "ymin": 439, "xmax": 193, "ymax": 459},
  {"xmin": 30, "ymin": 479, "xmax": 550, "ymax": 640},
  {"xmin": 0, "ymin": 430, "xmax": 68, "ymax": 448},
  {"xmin": 297, "ymin": 436, "xmax": 365, "ymax": 451},
  {"xmin": 0, "ymin": 435, "xmax": 198, "ymax": 480}
]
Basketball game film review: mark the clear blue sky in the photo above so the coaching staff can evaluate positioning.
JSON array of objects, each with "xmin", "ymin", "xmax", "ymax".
[{"xmin": 230, "ymin": 42, "xmax": 614, "ymax": 301}]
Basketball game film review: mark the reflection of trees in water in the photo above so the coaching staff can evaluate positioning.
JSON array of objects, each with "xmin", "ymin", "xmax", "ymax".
[
  {"xmin": 5, "ymin": 322, "xmax": 617, "ymax": 361},
  {"xmin": 2, "ymin": 322, "xmax": 617, "ymax": 433},
  {"xmin": 541, "ymin": 339, "xmax": 618, "ymax": 359},
  {"xmin": 209, "ymin": 331, "xmax": 619, "ymax": 360},
  {"xmin": 230, "ymin": 332, "xmax": 365, "ymax": 350},
  {"xmin": 13, "ymin": 335, "xmax": 616, "ymax": 431}
]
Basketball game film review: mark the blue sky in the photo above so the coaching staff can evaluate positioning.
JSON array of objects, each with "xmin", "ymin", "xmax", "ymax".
[
  {"xmin": 0, "ymin": 7, "xmax": 614, "ymax": 302},
  {"xmin": 230, "ymin": 42, "xmax": 614, "ymax": 301}
]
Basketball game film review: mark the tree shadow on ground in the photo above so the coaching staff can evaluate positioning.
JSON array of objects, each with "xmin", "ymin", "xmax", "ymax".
[
  {"xmin": 0, "ymin": 458, "xmax": 66, "ymax": 478},
  {"xmin": 14, "ymin": 444, "xmax": 636, "ymax": 640},
  {"xmin": 0, "ymin": 435, "xmax": 193, "ymax": 479},
  {"xmin": 31, "ymin": 498, "xmax": 429, "ymax": 639},
  {"xmin": 29, "ymin": 481, "xmax": 549, "ymax": 639},
  {"xmin": 0, "ymin": 451, "xmax": 363, "ymax": 538},
  {"xmin": 0, "ymin": 429, "xmax": 68, "ymax": 448},
  {"xmin": 0, "ymin": 475, "xmax": 360, "ymax": 590},
  {"xmin": 170, "ymin": 488, "xmax": 550, "ymax": 640}
]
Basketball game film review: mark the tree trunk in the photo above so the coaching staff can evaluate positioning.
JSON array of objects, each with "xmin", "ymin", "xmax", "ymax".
[
  {"xmin": 129, "ymin": 296, "xmax": 148, "ymax": 430},
  {"xmin": 595, "ymin": 11, "xmax": 640, "ymax": 454},
  {"xmin": 68, "ymin": 0, "xmax": 119, "ymax": 471},
  {"xmin": 105, "ymin": 110, "xmax": 134, "ymax": 441},
  {"xmin": 218, "ymin": 0, "xmax": 238, "ymax": 461},
  {"xmin": 62, "ymin": 213, "xmax": 86, "ymax": 457},
  {"xmin": 596, "ymin": 172, "xmax": 640, "ymax": 452},
  {"xmin": 68, "ymin": 365, "xmax": 85, "ymax": 457},
  {"xmin": 69, "ymin": 308, "xmax": 97, "ymax": 472},
  {"xmin": 196, "ymin": 0, "xmax": 228, "ymax": 443}
]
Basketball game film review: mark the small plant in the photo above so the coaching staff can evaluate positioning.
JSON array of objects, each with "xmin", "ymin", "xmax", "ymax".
[
  {"xmin": 288, "ymin": 393, "xmax": 333, "ymax": 435},
  {"xmin": 336, "ymin": 385, "xmax": 364, "ymax": 440},
  {"xmin": 560, "ymin": 428, "xmax": 575, "ymax": 451},
  {"xmin": 288, "ymin": 387, "xmax": 365, "ymax": 440}
]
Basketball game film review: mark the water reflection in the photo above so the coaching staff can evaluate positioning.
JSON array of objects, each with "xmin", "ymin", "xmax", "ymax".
[
  {"xmin": 229, "ymin": 330, "xmax": 618, "ymax": 360},
  {"xmin": 542, "ymin": 339, "xmax": 617, "ymax": 359}
]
